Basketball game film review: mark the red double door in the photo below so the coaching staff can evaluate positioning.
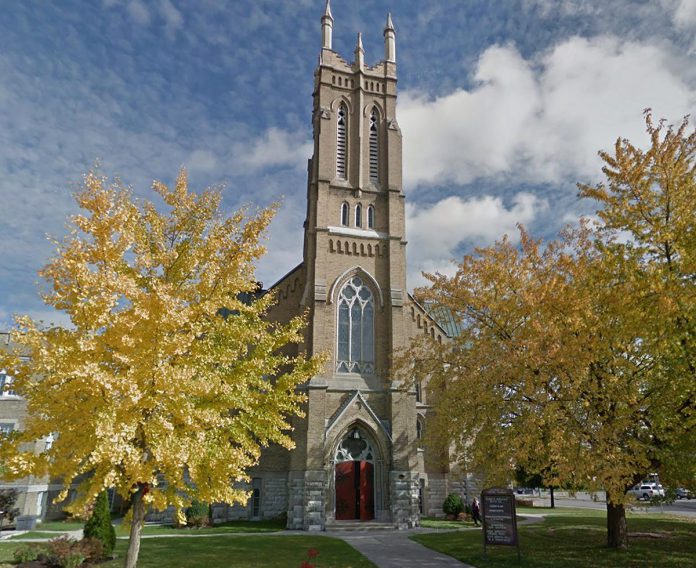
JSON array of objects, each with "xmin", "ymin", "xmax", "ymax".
[{"xmin": 335, "ymin": 461, "xmax": 374, "ymax": 521}]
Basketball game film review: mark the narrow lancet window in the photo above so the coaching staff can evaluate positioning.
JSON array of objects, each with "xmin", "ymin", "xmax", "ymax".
[
  {"xmin": 367, "ymin": 205, "xmax": 375, "ymax": 229},
  {"xmin": 341, "ymin": 202, "xmax": 349, "ymax": 226},
  {"xmin": 337, "ymin": 104, "xmax": 347, "ymax": 179},
  {"xmin": 355, "ymin": 204, "xmax": 362, "ymax": 228},
  {"xmin": 369, "ymin": 108, "xmax": 379, "ymax": 184}
]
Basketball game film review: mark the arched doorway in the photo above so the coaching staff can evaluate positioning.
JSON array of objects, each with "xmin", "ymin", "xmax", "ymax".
[{"xmin": 334, "ymin": 428, "xmax": 375, "ymax": 521}]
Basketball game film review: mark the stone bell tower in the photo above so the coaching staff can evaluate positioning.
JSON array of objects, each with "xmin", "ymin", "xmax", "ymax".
[
  {"xmin": 253, "ymin": 1, "xmax": 456, "ymax": 532},
  {"xmin": 278, "ymin": 1, "xmax": 422, "ymax": 530}
]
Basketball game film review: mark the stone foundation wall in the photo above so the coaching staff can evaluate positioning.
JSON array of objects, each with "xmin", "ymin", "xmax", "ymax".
[
  {"xmin": 304, "ymin": 470, "xmax": 325, "ymax": 531},
  {"xmin": 286, "ymin": 469, "xmax": 326, "ymax": 531},
  {"xmin": 390, "ymin": 471, "xmax": 419, "ymax": 529},
  {"xmin": 424, "ymin": 473, "xmax": 448, "ymax": 518},
  {"xmin": 446, "ymin": 473, "xmax": 484, "ymax": 511},
  {"xmin": 261, "ymin": 473, "xmax": 288, "ymax": 519},
  {"xmin": 287, "ymin": 471, "xmax": 305, "ymax": 529}
]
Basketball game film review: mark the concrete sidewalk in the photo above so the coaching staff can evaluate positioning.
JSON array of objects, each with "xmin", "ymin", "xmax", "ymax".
[
  {"xmin": 334, "ymin": 529, "xmax": 476, "ymax": 568},
  {"xmin": 333, "ymin": 518, "xmax": 546, "ymax": 568}
]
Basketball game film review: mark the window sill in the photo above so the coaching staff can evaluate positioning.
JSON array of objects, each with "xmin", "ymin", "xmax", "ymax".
[{"xmin": 328, "ymin": 225, "xmax": 386, "ymax": 239}]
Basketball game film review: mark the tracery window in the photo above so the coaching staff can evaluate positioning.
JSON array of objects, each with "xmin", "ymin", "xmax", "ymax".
[
  {"xmin": 341, "ymin": 202, "xmax": 349, "ymax": 226},
  {"xmin": 369, "ymin": 108, "xmax": 379, "ymax": 183},
  {"xmin": 337, "ymin": 104, "xmax": 347, "ymax": 179},
  {"xmin": 367, "ymin": 205, "xmax": 375, "ymax": 229},
  {"xmin": 355, "ymin": 203, "xmax": 362, "ymax": 228},
  {"xmin": 336, "ymin": 277, "xmax": 375, "ymax": 374},
  {"xmin": 335, "ymin": 429, "xmax": 374, "ymax": 462}
]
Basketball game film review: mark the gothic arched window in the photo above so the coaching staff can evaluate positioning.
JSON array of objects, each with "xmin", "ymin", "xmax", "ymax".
[
  {"xmin": 355, "ymin": 203, "xmax": 362, "ymax": 228},
  {"xmin": 367, "ymin": 205, "xmax": 375, "ymax": 229},
  {"xmin": 341, "ymin": 202, "xmax": 349, "ymax": 226},
  {"xmin": 336, "ymin": 277, "xmax": 375, "ymax": 374},
  {"xmin": 337, "ymin": 104, "xmax": 347, "ymax": 179},
  {"xmin": 369, "ymin": 108, "xmax": 379, "ymax": 184}
]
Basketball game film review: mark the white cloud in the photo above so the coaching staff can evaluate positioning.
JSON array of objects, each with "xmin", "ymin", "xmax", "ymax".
[
  {"xmin": 159, "ymin": 0, "xmax": 183, "ymax": 36},
  {"xmin": 126, "ymin": 1, "xmax": 150, "ymax": 25},
  {"xmin": 255, "ymin": 200, "xmax": 304, "ymax": 289},
  {"xmin": 187, "ymin": 149, "xmax": 217, "ymax": 173},
  {"xmin": 666, "ymin": 0, "xmax": 696, "ymax": 28},
  {"xmin": 399, "ymin": 36, "xmax": 695, "ymax": 190},
  {"xmin": 235, "ymin": 128, "xmax": 312, "ymax": 172},
  {"xmin": 406, "ymin": 192, "xmax": 547, "ymax": 287}
]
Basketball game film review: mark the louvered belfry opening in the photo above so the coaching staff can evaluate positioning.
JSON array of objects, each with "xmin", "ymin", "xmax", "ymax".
[
  {"xmin": 369, "ymin": 108, "xmax": 379, "ymax": 183},
  {"xmin": 337, "ymin": 104, "xmax": 347, "ymax": 179}
]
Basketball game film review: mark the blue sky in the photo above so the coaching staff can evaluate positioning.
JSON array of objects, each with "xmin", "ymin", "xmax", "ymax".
[{"xmin": 1, "ymin": 0, "xmax": 695, "ymax": 328}]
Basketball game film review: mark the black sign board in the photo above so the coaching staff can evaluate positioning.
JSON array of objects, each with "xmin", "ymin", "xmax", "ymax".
[{"xmin": 481, "ymin": 487, "xmax": 520, "ymax": 559}]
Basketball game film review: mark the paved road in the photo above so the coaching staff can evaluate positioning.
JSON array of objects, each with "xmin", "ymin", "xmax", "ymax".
[{"xmin": 532, "ymin": 494, "xmax": 696, "ymax": 518}]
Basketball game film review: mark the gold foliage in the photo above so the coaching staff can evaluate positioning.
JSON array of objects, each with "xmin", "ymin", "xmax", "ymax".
[
  {"xmin": 0, "ymin": 169, "xmax": 321, "ymax": 517},
  {"xmin": 399, "ymin": 114, "xmax": 695, "ymax": 506}
]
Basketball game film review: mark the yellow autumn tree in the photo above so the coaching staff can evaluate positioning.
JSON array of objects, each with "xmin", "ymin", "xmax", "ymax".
[
  {"xmin": 0, "ymin": 170, "xmax": 321, "ymax": 568},
  {"xmin": 401, "ymin": 114, "xmax": 695, "ymax": 550}
]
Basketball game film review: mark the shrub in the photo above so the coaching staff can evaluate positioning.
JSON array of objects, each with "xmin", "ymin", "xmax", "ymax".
[
  {"xmin": 83, "ymin": 491, "xmax": 116, "ymax": 556},
  {"xmin": 46, "ymin": 536, "xmax": 73, "ymax": 562},
  {"xmin": 78, "ymin": 537, "xmax": 105, "ymax": 563},
  {"xmin": 185, "ymin": 500, "xmax": 210, "ymax": 527},
  {"xmin": 60, "ymin": 552, "xmax": 86, "ymax": 568},
  {"xmin": 44, "ymin": 536, "xmax": 101, "ymax": 567},
  {"xmin": 13, "ymin": 543, "xmax": 44, "ymax": 563},
  {"xmin": 442, "ymin": 493, "xmax": 464, "ymax": 517}
]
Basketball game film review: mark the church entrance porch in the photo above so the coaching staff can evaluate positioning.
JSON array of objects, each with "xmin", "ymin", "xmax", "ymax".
[
  {"xmin": 332, "ymin": 427, "xmax": 381, "ymax": 522},
  {"xmin": 335, "ymin": 461, "xmax": 374, "ymax": 520}
]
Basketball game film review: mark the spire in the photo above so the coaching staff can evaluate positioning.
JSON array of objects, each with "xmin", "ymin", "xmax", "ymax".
[
  {"xmin": 321, "ymin": 0, "xmax": 334, "ymax": 50},
  {"xmin": 354, "ymin": 32, "xmax": 364, "ymax": 69},
  {"xmin": 384, "ymin": 13, "xmax": 396, "ymax": 63}
]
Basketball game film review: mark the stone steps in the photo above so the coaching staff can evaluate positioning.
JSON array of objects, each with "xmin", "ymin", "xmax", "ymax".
[{"xmin": 325, "ymin": 520, "xmax": 395, "ymax": 532}]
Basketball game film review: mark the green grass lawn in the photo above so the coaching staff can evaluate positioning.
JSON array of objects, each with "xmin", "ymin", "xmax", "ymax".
[
  {"xmin": 1, "ymin": 519, "xmax": 285, "ymax": 541},
  {"xmin": 0, "ymin": 534, "xmax": 376, "ymax": 568},
  {"xmin": 34, "ymin": 521, "xmax": 85, "ymax": 532},
  {"xmin": 118, "ymin": 518, "xmax": 286, "ymax": 536},
  {"xmin": 420, "ymin": 517, "xmax": 476, "ymax": 530},
  {"xmin": 412, "ymin": 508, "xmax": 696, "ymax": 567},
  {"xmin": 0, "ymin": 542, "xmax": 24, "ymax": 564}
]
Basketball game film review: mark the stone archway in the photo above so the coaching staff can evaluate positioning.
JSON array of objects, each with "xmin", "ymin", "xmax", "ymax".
[{"xmin": 334, "ymin": 427, "xmax": 377, "ymax": 521}]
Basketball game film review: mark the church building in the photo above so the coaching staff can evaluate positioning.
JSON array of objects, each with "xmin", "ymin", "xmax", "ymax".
[
  {"xmin": 222, "ymin": 2, "xmax": 469, "ymax": 531},
  {"xmin": 0, "ymin": 2, "xmax": 475, "ymax": 530}
]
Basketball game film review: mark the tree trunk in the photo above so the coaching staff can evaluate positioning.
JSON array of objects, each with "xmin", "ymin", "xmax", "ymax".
[
  {"xmin": 550, "ymin": 486, "xmax": 555, "ymax": 508},
  {"xmin": 124, "ymin": 484, "xmax": 147, "ymax": 568},
  {"xmin": 606, "ymin": 498, "xmax": 628, "ymax": 549}
]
